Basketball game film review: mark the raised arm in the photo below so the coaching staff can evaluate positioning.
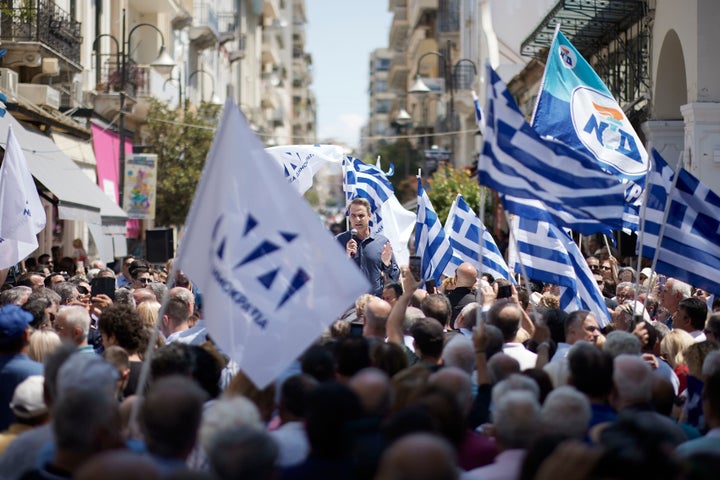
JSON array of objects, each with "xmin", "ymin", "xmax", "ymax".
[{"xmin": 386, "ymin": 265, "xmax": 421, "ymax": 345}]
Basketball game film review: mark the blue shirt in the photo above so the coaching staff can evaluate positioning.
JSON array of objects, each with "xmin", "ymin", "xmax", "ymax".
[
  {"xmin": 335, "ymin": 231, "xmax": 399, "ymax": 296},
  {"xmin": 0, "ymin": 353, "xmax": 44, "ymax": 431}
]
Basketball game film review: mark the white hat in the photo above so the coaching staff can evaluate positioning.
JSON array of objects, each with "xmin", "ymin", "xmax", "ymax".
[
  {"xmin": 640, "ymin": 267, "xmax": 654, "ymax": 279},
  {"xmin": 10, "ymin": 375, "xmax": 48, "ymax": 419}
]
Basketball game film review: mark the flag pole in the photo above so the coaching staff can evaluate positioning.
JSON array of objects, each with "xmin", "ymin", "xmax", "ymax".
[
  {"xmin": 475, "ymin": 190, "xmax": 486, "ymax": 327},
  {"xmin": 506, "ymin": 212, "xmax": 536, "ymax": 317},
  {"xmin": 644, "ymin": 154, "xmax": 683, "ymax": 317},
  {"xmin": 633, "ymin": 155, "xmax": 654, "ymax": 305},
  {"xmin": 342, "ymin": 155, "xmax": 350, "ymax": 231}
]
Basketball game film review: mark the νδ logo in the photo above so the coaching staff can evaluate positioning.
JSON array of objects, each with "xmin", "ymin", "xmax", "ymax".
[
  {"xmin": 559, "ymin": 45, "xmax": 576, "ymax": 69},
  {"xmin": 570, "ymin": 86, "xmax": 648, "ymax": 181}
]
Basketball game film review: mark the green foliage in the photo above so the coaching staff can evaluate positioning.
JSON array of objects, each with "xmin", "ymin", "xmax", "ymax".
[
  {"xmin": 144, "ymin": 99, "xmax": 221, "ymax": 227},
  {"xmin": 426, "ymin": 163, "xmax": 490, "ymax": 224}
]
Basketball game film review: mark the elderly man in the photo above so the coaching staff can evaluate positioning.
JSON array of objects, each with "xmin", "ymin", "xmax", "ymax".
[
  {"xmin": 362, "ymin": 297, "xmax": 392, "ymax": 341},
  {"xmin": 54, "ymin": 306, "xmax": 95, "ymax": 354},
  {"xmin": 544, "ymin": 311, "xmax": 601, "ymax": 387},
  {"xmin": 336, "ymin": 197, "xmax": 399, "ymax": 297},
  {"xmin": 447, "ymin": 262, "xmax": 478, "ymax": 324},
  {"xmin": 0, "ymin": 305, "xmax": 44, "ymax": 431},
  {"xmin": 660, "ymin": 277, "xmax": 692, "ymax": 316}
]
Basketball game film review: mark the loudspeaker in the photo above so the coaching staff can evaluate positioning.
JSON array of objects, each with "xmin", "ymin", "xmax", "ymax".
[{"xmin": 146, "ymin": 228, "xmax": 174, "ymax": 264}]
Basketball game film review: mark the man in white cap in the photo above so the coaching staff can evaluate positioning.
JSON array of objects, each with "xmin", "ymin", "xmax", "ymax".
[{"xmin": 0, "ymin": 375, "xmax": 49, "ymax": 454}]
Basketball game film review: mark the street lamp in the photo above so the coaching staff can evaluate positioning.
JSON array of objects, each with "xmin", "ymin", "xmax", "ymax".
[
  {"xmin": 188, "ymin": 69, "xmax": 216, "ymax": 103},
  {"xmin": 393, "ymin": 105, "xmax": 412, "ymax": 178},
  {"xmin": 163, "ymin": 68, "xmax": 185, "ymax": 110},
  {"xmin": 93, "ymin": 8, "xmax": 175, "ymax": 210},
  {"xmin": 410, "ymin": 41, "xmax": 478, "ymax": 165}
]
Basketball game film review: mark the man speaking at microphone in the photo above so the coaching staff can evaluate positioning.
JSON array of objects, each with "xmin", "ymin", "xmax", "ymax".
[{"xmin": 335, "ymin": 198, "xmax": 400, "ymax": 297}]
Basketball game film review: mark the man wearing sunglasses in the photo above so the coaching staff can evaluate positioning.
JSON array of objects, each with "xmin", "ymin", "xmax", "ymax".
[
  {"xmin": 127, "ymin": 260, "xmax": 153, "ymax": 290},
  {"xmin": 116, "ymin": 256, "xmax": 135, "ymax": 289}
]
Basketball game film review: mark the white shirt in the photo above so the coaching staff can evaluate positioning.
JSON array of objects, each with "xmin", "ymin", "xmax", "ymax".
[
  {"xmin": 166, "ymin": 320, "xmax": 208, "ymax": 346},
  {"xmin": 269, "ymin": 421, "xmax": 310, "ymax": 467},
  {"xmin": 690, "ymin": 330, "xmax": 707, "ymax": 343},
  {"xmin": 502, "ymin": 343, "xmax": 537, "ymax": 371}
]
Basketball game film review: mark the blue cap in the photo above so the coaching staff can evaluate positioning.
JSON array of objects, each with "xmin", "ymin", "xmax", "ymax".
[{"xmin": 0, "ymin": 304, "xmax": 33, "ymax": 343}]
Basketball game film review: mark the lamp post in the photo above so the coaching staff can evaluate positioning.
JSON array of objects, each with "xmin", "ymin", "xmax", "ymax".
[
  {"xmin": 188, "ymin": 69, "xmax": 216, "ymax": 103},
  {"xmin": 93, "ymin": 8, "xmax": 175, "ymax": 210},
  {"xmin": 410, "ymin": 41, "xmax": 478, "ymax": 165},
  {"xmin": 163, "ymin": 68, "xmax": 185, "ymax": 110},
  {"xmin": 394, "ymin": 106, "xmax": 412, "ymax": 178}
]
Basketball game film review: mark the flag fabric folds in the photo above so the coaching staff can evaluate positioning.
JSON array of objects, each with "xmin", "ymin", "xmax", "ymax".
[
  {"xmin": 344, "ymin": 156, "xmax": 414, "ymax": 266},
  {"xmin": 0, "ymin": 126, "xmax": 46, "ymax": 269},
  {"xmin": 478, "ymin": 63, "xmax": 628, "ymax": 237},
  {"xmin": 265, "ymin": 144, "xmax": 343, "ymax": 194},
  {"xmin": 639, "ymin": 150, "xmax": 720, "ymax": 295},
  {"xmin": 415, "ymin": 177, "xmax": 457, "ymax": 282},
  {"xmin": 531, "ymin": 29, "xmax": 647, "ymax": 232},
  {"xmin": 509, "ymin": 217, "xmax": 610, "ymax": 327},
  {"xmin": 444, "ymin": 194, "xmax": 513, "ymax": 283},
  {"xmin": 175, "ymin": 100, "xmax": 369, "ymax": 388},
  {"xmin": 532, "ymin": 29, "xmax": 649, "ymax": 187}
]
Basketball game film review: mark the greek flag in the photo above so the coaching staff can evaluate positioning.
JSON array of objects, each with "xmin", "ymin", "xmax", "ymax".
[
  {"xmin": 416, "ymin": 177, "xmax": 457, "ymax": 282},
  {"xmin": 509, "ymin": 217, "xmax": 610, "ymax": 327},
  {"xmin": 444, "ymin": 194, "xmax": 513, "ymax": 283},
  {"xmin": 639, "ymin": 150, "xmax": 720, "ymax": 295},
  {"xmin": 343, "ymin": 156, "xmax": 414, "ymax": 265},
  {"xmin": 344, "ymin": 157, "xmax": 395, "ymax": 214},
  {"xmin": 531, "ymin": 28, "xmax": 647, "ymax": 231},
  {"xmin": 478, "ymin": 63, "xmax": 627, "ymax": 237}
]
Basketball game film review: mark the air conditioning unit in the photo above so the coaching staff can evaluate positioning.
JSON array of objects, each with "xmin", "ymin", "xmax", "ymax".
[
  {"xmin": 18, "ymin": 84, "xmax": 61, "ymax": 110},
  {"xmin": 0, "ymin": 68, "xmax": 19, "ymax": 98}
]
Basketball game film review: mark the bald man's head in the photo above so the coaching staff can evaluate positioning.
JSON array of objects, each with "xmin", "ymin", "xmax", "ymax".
[
  {"xmin": 455, "ymin": 263, "xmax": 478, "ymax": 288},
  {"xmin": 376, "ymin": 433, "xmax": 459, "ymax": 480}
]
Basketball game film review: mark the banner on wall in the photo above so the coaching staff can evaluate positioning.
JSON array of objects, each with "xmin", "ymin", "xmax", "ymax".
[{"xmin": 123, "ymin": 154, "xmax": 158, "ymax": 220}]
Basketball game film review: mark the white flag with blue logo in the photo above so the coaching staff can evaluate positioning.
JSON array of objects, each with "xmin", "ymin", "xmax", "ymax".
[
  {"xmin": 478, "ymin": 63, "xmax": 627, "ymax": 237},
  {"xmin": 639, "ymin": 150, "xmax": 720, "ymax": 295},
  {"xmin": 265, "ymin": 144, "xmax": 344, "ymax": 194},
  {"xmin": 415, "ymin": 177, "xmax": 458, "ymax": 282},
  {"xmin": 344, "ymin": 156, "xmax": 414, "ymax": 265},
  {"xmin": 508, "ymin": 216, "xmax": 610, "ymax": 327},
  {"xmin": 531, "ymin": 29, "xmax": 647, "ymax": 231},
  {"xmin": 0, "ymin": 126, "xmax": 46, "ymax": 269},
  {"xmin": 175, "ymin": 100, "xmax": 369, "ymax": 388},
  {"xmin": 444, "ymin": 194, "xmax": 513, "ymax": 283}
]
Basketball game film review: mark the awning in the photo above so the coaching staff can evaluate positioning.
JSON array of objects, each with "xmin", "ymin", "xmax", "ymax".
[
  {"xmin": 51, "ymin": 132, "xmax": 97, "ymax": 183},
  {"xmin": 0, "ymin": 113, "xmax": 127, "ymax": 226}
]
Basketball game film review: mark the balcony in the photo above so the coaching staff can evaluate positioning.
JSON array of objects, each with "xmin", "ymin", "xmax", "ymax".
[
  {"xmin": 262, "ymin": 29, "xmax": 281, "ymax": 66},
  {"xmin": 190, "ymin": 2, "xmax": 219, "ymax": 50},
  {"xmin": 389, "ymin": 6, "xmax": 409, "ymax": 51},
  {"xmin": 0, "ymin": 0, "xmax": 82, "ymax": 71},
  {"xmin": 409, "ymin": 0, "xmax": 438, "ymax": 30},
  {"xmin": 388, "ymin": 51, "xmax": 409, "ymax": 91},
  {"xmin": 216, "ymin": 12, "xmax": 237, "ymax": 45}
]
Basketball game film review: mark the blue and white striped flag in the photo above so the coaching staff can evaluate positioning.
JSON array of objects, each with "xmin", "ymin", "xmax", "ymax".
[
  {"xmin": 415, "ymin": 177, "xmax": 456, "ymax": 282},
  {"xmin": 478, "ymin": 63, "xmax": 627, "ymax": 237},
  {"xmin": 531, "ymin": 29, "xmax": 647, "ymax": 232},
  {"xmin": 344, "ymin": 157, "xmax": 395, "ymax": 214},
  {"xmin": 472, "ymin": 90, "xmax": 483, "ymax": 131},
  {"xmin": 444, "ymin": 194, "xmax": 514, "ymax": 283},
  {"xmin": 509, "ymin": 217, "xmax": 610, "ymax": 327},
  {"xmin": 639, "ymin": 150, "xmax": 720, "ymax": 295}
]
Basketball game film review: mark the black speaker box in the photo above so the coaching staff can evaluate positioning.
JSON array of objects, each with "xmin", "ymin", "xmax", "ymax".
[{"xmin": 146, "ymin": 228, "xmax": 174, "ymax": 264}]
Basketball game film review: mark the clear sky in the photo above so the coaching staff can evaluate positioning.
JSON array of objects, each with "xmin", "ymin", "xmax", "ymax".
[{"xmin": 306, "ymin": 0, "xmax": 392, "ymax": 150}]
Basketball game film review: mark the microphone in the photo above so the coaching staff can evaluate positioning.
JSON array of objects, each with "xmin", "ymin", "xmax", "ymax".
[{"xmin": 350, "ymin": 228, "xmax": 358, "ymax": 258}]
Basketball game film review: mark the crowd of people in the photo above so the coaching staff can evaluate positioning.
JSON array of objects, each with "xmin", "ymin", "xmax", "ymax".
[{"xmin": 1, "ymin": 225, "xmax": 720, "ymax": 480}]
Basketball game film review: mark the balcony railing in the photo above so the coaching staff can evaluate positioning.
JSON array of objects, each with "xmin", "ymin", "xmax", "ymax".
[
  {"xmin": 0, "ymin": 0, "xmax": 82, "ymax": 65},
  {"xmin": 94, "ymin": 58, "xmax": 150, "ymax": 98}
]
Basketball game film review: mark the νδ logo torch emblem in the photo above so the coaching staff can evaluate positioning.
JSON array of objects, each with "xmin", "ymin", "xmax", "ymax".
[
  {"xmin": 559, "ymin": 45, "xmax": 576, "ymax": 69},
  {"xmin": 570, "ymin": 86, "xmax": 648, "ymax": 181}
]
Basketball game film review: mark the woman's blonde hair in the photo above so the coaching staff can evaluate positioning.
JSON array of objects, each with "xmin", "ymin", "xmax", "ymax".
[
  {"xmin": 137, "ymin": 300, "xmax": 161, "ymax": 327},
  {"xmin": 28, "ymin": 329, "xmax": 62, "ymax": 363},
  {"xmin": 660, "ymin": 329, "xmax": 695, "ymax": 369}
]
